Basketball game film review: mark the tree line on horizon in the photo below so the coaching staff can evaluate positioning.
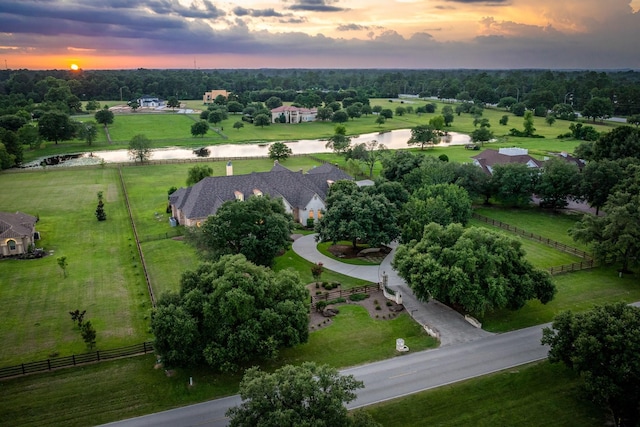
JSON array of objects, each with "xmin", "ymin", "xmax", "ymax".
[{"xmin": 1, "ymin": 68, "xmax": 639, "ymax": 116}]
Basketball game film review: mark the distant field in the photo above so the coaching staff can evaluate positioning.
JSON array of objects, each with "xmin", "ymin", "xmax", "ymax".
[{"xmin": 23, "ymin": 97, "xmax": 611, "ymax": 163}]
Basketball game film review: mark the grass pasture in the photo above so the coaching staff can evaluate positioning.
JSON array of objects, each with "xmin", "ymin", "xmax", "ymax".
[
  {"xmin": 474, "ymin": 206, "xmax": 590, "ymax": 252},
  {"xmin": 0, "ymin": 168, "xmax": 151, "ymax": 365},
  {"xmin": 23, "ymin": 97, "xmax": 606, "ymax": 164},
  {"xmin": 365, "ymin": 361, "xmax": 606, "ymax": 427}
]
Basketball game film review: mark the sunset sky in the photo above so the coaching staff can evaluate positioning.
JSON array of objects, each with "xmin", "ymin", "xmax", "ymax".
[{"xmin": 1, "ymin": 0, "xmax": 639, "ymax": 70}]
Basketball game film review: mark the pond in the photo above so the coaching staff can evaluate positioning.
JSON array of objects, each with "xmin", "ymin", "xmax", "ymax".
[{"xmin": 25, "ymin": 129, "xmax": 471, "ymax": 167}]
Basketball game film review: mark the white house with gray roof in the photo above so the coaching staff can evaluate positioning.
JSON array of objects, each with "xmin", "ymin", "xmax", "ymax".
[{"xmin": 169, "ymin": 162, "xmax": 352, "ymax": 227}]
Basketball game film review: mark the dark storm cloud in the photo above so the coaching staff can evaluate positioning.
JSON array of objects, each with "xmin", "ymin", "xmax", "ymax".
[
  {"xmin": 288, "ymin": 0, "xmax": 346, "ymax": 12},
  {"xmin": 233, "ymin": 7, "xmax": 286, "ymax": 18},
  {"xmin": 0, "ymin": 0, "xmax": 638, "ymax": 69}
]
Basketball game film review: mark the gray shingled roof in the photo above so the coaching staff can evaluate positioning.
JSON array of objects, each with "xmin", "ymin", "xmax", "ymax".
[
  {"xmin": 170, "ymin": 163, "xmax": 353, "ymax": 221},
  {"xmin": 0, "ymin": 212, "xmax": 37, "ymax": 239}
]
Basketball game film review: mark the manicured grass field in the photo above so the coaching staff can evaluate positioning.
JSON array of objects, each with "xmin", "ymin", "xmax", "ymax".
[
  {"xmin": 474, "ymin": 206, "xmax": 590, "ymax": 252},
  {"xmin": 365, "ymin": 361, "xmax": 606, "ymax": 427},
  {"xmin": 482, "ymin": 266, "xmax": 640, "ymax": 332},
  {"xmin": 0, "ymin": 305, "xmax": 436, "ymax": 427},
  {"xmin": 0, "ymin": 168, "xmax": 151, "ymax": 365},
  {"xmin": 468, "ymin": 219, "xmax": 583, "ymax": 269},
  {"xmin": 277, "ymin": 305, "xmax": 437, "ymax": 368}
]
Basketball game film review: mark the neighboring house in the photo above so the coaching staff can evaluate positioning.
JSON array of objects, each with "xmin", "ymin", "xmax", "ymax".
[
  {"xmin": 170, "ymin": 162, "xmax": 352, "ymax": 226},
  {"xmin": 555, "ymin": 151, "xmax": 586, "ymax": 170},
  {"xmin": 0, "ymin": 212, "xmax": 38, "ymax": 256},
  {"xmin": 472, "ymin": 147, "xmax": 544, "ymax": 175},
  {"xmin": 271, "ymin": 106, "xmax": 318, "ymax": 124},
  {"xmin": 137, "ymin": 95, "xmax": 164, "ymax": 108},
  {"xmin": 203, "ymin": 90, "xmax": 229, "ymax": 104}
]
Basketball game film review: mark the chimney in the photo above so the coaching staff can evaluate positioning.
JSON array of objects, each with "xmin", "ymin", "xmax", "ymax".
[{"xmin": 226, "ymin": 161, "xmax": 233, "ymax": 176}]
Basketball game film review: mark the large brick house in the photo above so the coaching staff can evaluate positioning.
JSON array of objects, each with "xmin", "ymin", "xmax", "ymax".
[
  {"xmin": 169, "ymin": 162, "xmax": 352, "ymax": 227},
  {"xmin": 0, "ymin": 212, "xmax": 38, "ymax": 256}
]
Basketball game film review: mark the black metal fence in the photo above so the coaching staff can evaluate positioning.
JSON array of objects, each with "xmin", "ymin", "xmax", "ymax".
[{"xmin": 0, "ymin": 341, "xmax": 155, "ymax": 380}]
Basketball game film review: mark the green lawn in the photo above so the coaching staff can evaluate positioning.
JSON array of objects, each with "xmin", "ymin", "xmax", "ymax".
[
  {"xmin": 0, "ymin": 305, "xmax": 436, "ymax": 427},
  {"xmin": 274, "ymin": 248, "xmax": 370, "ymax": 289},
  {"xmin": 23, "ymin": 97, "xmax": 604, "ymax": 164},
  {"xmin": 316, "ymin": 241, "xmax": 380, "ymax": 266},
  {"xmin": 0, "ymin": 168, "xmax": 151, "ymax": 365},
  {"xmin": 468, "ymin": 219, "xmax": 583, "ymax": 269},
  {"xmin": 365, "ymin": 361, "xmax": 606, "ymax": 427},
  {"xmin": 277, "ymin": 305, "xmax": 437, "ymax": 368},
  {"xmin": 474, "ymin": 206, "xmax": 590, "ymax": 252},
  {"xmin": 482, "ymin": 266, "xmax": 640, "ymax": 332}
]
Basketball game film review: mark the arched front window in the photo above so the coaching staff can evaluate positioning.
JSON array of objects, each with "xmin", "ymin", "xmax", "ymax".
[
  {"xmin": 317, "ymin": 210, "xmax": 323, "ymax": 219},
  {"xmin": 7, "ymin": 240, "xmax": 16, "ymax": 251},
  {"xmin": 308, "ymin": 209, "xmax": 315, "ymax": 219}
]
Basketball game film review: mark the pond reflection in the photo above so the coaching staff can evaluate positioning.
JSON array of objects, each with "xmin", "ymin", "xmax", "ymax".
[{"xmin": 33, "ymin": 129, "xmax": 471, "ymax": 166}]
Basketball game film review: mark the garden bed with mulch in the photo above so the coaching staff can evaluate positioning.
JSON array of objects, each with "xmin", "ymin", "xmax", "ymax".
[{"xmin": 306, "ymin": 283, "xmax": 404, "ymax": 331}]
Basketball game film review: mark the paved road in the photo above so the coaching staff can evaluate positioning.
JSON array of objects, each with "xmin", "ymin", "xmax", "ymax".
[
  {"xmin": 293, "ymin": 234, "xmax": 492, "ymax": 346},
  {"xmin": 101, "ymin": 324, "xmax": 549, "ymax": 427}
]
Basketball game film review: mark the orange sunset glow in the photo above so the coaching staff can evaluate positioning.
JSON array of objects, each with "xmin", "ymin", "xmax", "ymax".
[{"xmin": 0, "ymin": 0, "xmax": 639, "ymax": 69}]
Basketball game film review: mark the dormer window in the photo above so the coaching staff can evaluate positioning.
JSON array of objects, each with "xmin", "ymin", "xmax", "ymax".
[
  {"xmin": 234, "ymin": 191, "xmax": 244, "ymax": 201},
  {"xmin": 327, "ymin": 180, "xmax": 334, "ymax": 186},
  {"xmin": 253, "ymin": 189, "xmax": 263, "ymax": 196}
]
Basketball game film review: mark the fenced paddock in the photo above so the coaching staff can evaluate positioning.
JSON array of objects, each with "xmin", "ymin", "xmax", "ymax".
[{"xmin": 0, "ymin": 342, "xmax": 154, "ymax": 380}]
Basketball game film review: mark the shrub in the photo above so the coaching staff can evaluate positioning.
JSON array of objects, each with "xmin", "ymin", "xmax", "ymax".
[
  {"xmin": 315, "ymin": 300, "xmax": 328, "ymax": 312},
  {"xmin": 386, "ymin": 301, "xmax": 393, "ymax": 306},
  {"xmin": 349, "ymin": 293, "xmax": 369, "ymax": 302},
  {"xmin": 375, "ymin": 305, "xmax": 382, "ymax": 310}
]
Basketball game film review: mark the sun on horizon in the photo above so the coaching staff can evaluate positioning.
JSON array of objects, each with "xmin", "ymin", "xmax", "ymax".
[{"xmin": 70, "ymin": 63, "xmax": 79, "ymax": 71}]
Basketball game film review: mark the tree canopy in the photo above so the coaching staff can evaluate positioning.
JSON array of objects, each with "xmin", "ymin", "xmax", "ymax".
[
  {"xmin": 542, "ymin": 303, "xmax": 640, "ymax": 427},
  {"xmin": 152, "ymin": 255, "xmax": 309, "ymax": 372},
  {"xmin": 186, "ymin": 164, "xmax": 213, "ymax": 186},
  {"xmin": 490, "ymin": 163, "xmax": 537, "ymax": 207},
  {"xmin": 408, "ymin": 124, "xmax": 440, "ymax": 150},
  {"xmin": 400, "ymin": 183, "xmax": 472, "ymax": 243},
  {"xmin": 570, "ymin": 168, "xmax": 640, "ymax": 273},
  {"xmin": 316, "ymin": 181, "xmax": 400, "ymax": 249},
  {"xmin": 38, "ymin": 110, "xmax": 76, "ymax": 144},
  {"xmin": 190, "ymin": 120, "xmax": 209, "ymax": 138},
  {"xmin": 94, "ymin": 108, "xmax": 114, "ymax": 128},
  {"xmin": 393, "ymin": 223, "xmax": 556, "ymax": 317},
  {"xmin": 187, "ymin": 195, "xmax": 292, "ymax": 267},
  {"xmin": 536, "ymin": 157, "xmax": 581, "ymax": 209},
  {"xmin": 128, "ymin": 134, "xmax": 152, "ymax": 163},
  {"xmin": 227, "ymin": 362, "xmax": 379, "ymax": 427},
  {"xmin": 268, "ymin": 141, "xmax": 292, "ymax": 162}
]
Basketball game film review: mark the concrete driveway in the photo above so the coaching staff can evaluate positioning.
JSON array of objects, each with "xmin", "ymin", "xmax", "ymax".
[{"xmin": 292, "ymin": 234, "xmax": 492, "ymax": 346}]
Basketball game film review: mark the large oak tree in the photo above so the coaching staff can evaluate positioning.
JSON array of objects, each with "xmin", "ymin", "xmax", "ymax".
[
  {"xmin": 188, "ymin": 195, "xmax": 292, "ymax": 267},
  {"xmin": 152, "ymin": 255, "xmax": 309, "ymax": 372},
  {"xmin": 393, "ymin": 223, "xmax": 556, "ymax": 317},
  {"xmin": 227, "ymin": 362, "xmax": 379, "ymax": 427},
  {"xmin": 542, "ymin": 303, "xmax": 640, "ymax": 427},
  {"xmin": 315, "ymin": 180, "xmax": 400, "ymax": 250}
]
